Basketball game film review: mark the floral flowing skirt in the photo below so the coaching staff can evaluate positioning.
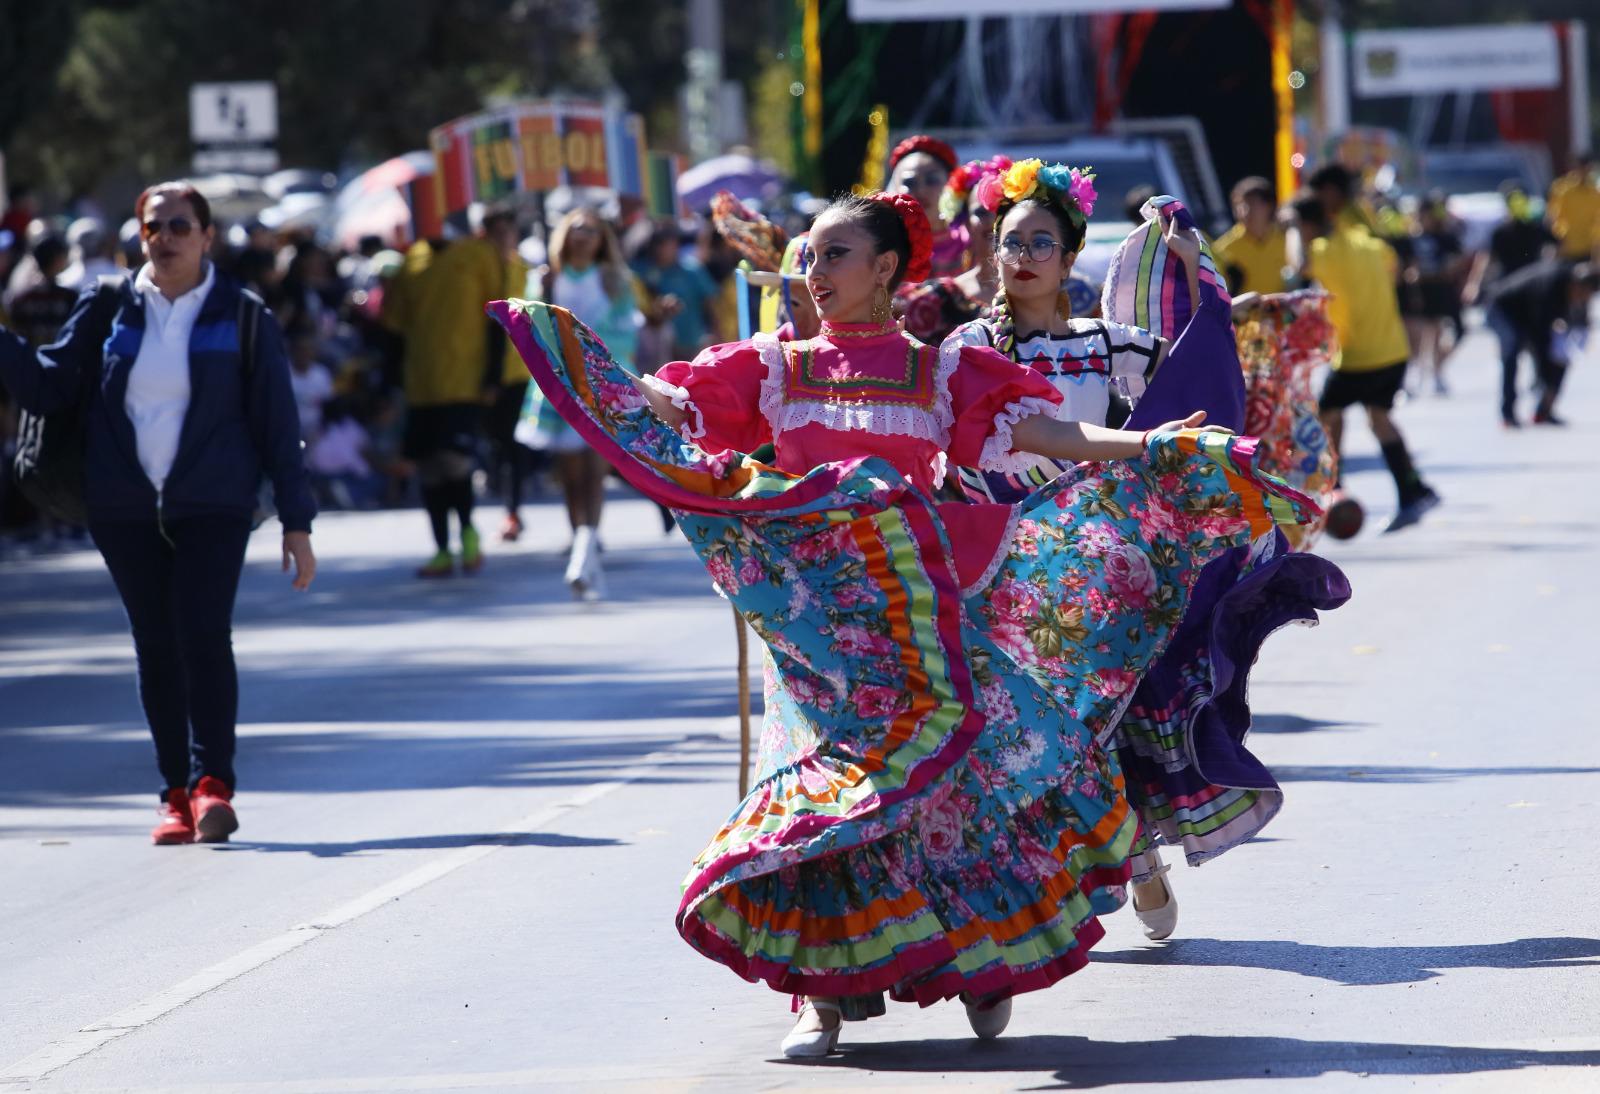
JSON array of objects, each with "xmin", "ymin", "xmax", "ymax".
[
  {"xmin": 960, "ymin": 281, "xmax": 1351, "ymax": 876},
  {"xmin": 490, "ymin": 298, "xmax": 1322, "ymax": 1004}
]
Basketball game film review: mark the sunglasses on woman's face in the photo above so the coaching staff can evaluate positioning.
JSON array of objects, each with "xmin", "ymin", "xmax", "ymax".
[
  {"xmin": 141, "ymin": 216, "xmax": 196, "ymax": 240},
  {"xmin": 898, "ymin": 171, "xmax": 945, "ymax": 190}
]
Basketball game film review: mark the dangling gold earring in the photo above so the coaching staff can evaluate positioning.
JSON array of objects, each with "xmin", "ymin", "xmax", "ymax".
[
  {"xmin": 1057, "ymin": 289, "xmax": 1073, "ymax": 322},
  {"xmin": 872, "ymin": 284, "xmax": 892, "ymax": 325}
]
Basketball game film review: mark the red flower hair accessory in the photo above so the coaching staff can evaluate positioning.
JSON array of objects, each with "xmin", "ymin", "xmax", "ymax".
[
  {"xmin": 870, "ymin": 191, "xmax": 933, "ymax": 283},
  {"xmin": 888, "ymin": 135, "xmax": 958, "ymax": 172}
]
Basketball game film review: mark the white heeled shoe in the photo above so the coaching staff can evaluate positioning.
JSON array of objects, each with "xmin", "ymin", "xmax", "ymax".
[
  {"xmin": 1131, "ymin": 850, "xmax": 1179, "ymax": 941},
  {"xmin": 961, "ymin": 993, "xmax": 1012, "ymax": 1040},
  {"xmin": 780, "ymin": 999, "xmax": 842, "ymax": 1058}
]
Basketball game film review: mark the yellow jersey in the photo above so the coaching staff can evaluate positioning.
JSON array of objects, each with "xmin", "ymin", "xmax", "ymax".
[
  {"xmin": 391, "ymin": 236, "xmax": 505, "ymax": 407},
  {"xmin": 1546, "ymin": 173, "xmax": 1600, "ymax": 260},
  {"xmin": 1307, "ymin": 229, "xmax": 1410, "ymax": 371},
  {"xmin": 1212, "ymin": 223, "xmax": 1290, "ymax": 295}
]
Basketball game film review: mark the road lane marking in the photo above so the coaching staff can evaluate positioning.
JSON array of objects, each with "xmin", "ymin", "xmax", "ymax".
[{"xmin": 0, "ymin": 737, "xmax": 729, "ymax": 1087}]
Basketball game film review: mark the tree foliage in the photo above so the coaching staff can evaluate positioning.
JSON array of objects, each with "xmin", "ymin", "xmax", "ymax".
[{"xmin": 5, "ymin": 0, "xmax": 608, "ymax": 198}]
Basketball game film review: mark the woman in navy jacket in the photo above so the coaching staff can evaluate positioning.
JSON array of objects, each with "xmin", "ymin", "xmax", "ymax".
[{"xmin": 0, "ymin": 181, "xmax": 317, "ymax": 845}]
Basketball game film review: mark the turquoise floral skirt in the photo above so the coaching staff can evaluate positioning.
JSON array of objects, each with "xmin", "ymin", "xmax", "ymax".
[{"xmin": 491, "ymin": 299, "xmax": 1318, "ymax": 1008}]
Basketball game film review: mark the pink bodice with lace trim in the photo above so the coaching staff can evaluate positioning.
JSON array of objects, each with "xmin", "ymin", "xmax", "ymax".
[{"xmin": 644, "ymin": 322, "xmax": 1060, "ymax": 495}]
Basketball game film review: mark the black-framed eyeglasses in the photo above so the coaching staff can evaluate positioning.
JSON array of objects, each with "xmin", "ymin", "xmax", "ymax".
[
  {"xmin": 997, "ymin": 236, "xmax": 1066, "ymax": 264},
  {"xmin": 141, "ymin": 216, "xmax": 196, "ymax": 240},
  {"xmin": 897, "ymin": 171, "xmax": 945, "ymax": 189}
]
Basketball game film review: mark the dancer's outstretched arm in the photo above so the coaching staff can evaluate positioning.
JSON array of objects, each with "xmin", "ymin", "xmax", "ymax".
[{"xmin": 1011, "ymin": 410, "xmax": 1208, "ymax": 462}]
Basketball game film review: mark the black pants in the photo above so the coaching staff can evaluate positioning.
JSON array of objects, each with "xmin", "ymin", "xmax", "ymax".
[
  {"xmin": 90, "ymin": 515, "xmax": 253, "ymax": 797},
  {"xmin": 1487, "ymin": 305, "xmax": 1566, "ymax": 420},
  {"xmin": 486, "ymin": 381, "xmax": 531, "ymax": 511}
]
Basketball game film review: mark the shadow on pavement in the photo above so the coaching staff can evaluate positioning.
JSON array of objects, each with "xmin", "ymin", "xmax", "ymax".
[
  {"xmin": 217, "ymin": 831, "xmax": 625, "ymax": 857},
  {"xmin": 1092, "ymin": 935, "xmax": 1600, "ymax": 986},
  {"xmin": 1272, "ymin": 764, "xmax": 1600, "ymax": 783},
  {"xmin": 790, "ymin": 1034, "xmax": 1600, "ymax": 1086},
  {"xmin": 0, "ymin": 732, "xmax": 739, "ymax": 807},
  {"xmin": 1249, "ymin": 713, "xmax": 1362, "ymax": 734}
]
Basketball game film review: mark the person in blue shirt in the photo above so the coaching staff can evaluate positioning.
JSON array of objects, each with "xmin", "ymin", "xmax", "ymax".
[{"xmin": 632, "ymin": 224, "xmax": 717, "ymax": 357}]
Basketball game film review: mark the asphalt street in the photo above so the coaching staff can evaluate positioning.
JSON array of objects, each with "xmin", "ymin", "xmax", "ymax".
[{"xmin": 2, "ymin": 325, "xmax": 1597, "ymax": 1092}]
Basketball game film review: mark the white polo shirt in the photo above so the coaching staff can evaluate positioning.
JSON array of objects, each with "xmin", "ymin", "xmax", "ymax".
[{"xmin": 124, "ymin": 262, "xmax": 215, "ymax": 491}]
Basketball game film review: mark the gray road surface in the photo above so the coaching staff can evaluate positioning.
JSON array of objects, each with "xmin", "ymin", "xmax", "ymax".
[{"xmin": 2, "ymin": 326, "xmax": 1597, "ymax": 1092}]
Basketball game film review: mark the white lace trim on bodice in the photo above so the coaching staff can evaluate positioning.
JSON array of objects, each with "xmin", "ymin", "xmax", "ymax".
[{"xmin": 751, "ymin": 334, "xmax": 965, "ymax": 486}]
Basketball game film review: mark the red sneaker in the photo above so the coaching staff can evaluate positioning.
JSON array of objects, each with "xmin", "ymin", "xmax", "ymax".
[
  {"xmin": 191, "ymin": 776, "xmax": 239, "ymax": 843},
  {"xmin": 152, "ymin": 789, "xmax": 195, "ymax": 845}
]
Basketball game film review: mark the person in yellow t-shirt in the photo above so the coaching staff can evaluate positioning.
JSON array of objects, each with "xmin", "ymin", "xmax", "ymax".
[
  {"xmin": 1309, "ymin": 163, "xmax": 1378, "ymax": 237},
  {"xmin": 1212, "ymin": 176, "xmax": 1290, "ymax": 296},
  {"xmin": 1546, "ymin": 154, "xmax": 1600, "ymax": 262},
  {"xmin": 1293, "ymin": 195, "xmax": 1440, "ymax": 533},
  {"xmin": 386, "ymin": 208, "xmax": 515, "ymax": 576}
]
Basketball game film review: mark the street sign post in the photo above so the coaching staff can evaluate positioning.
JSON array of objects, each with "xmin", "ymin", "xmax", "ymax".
[{"xmin": 190, "ymin": 81, "xmax": 280, "ymax": 173}]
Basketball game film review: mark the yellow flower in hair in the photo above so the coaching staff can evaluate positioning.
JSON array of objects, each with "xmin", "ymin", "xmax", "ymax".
[{"xmin": 1001, "ymin": 159, "xmax": 1043, "ymax": 203}]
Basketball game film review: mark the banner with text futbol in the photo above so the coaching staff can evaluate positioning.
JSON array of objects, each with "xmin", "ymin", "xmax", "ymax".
[{"xmin": 428, "ymin": 100, "xmax": 651, "ymax": 215}]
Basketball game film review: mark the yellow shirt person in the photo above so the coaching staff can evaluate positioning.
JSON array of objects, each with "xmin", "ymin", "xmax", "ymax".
[
  {"xmin": 1306, "ymin": 227, "xmax": 1410, "ymax": 372},
  {"xmin": 1546, "ymin": 163, "xmax": 1600, "ymax": 261},
  {"xmin": 1215, "ymin": 177, "xmax": 1290, "ymax": 296}
]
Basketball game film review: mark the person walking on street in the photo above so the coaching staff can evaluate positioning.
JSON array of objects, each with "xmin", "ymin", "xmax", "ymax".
[
  {"xmin": 0, "ymin": 180, "xmax": 317, "ymax": 845},
  {"xmin": 387, "ymin": 208, "xmax": 511, "ymax": 577},
  {"xmin": 516, "ymin": 208, "xmax": 646, "ymax": 599},
  {"xmin": 1462, "ymin": 185, "xmax": 1557, "ymax": 308},
  {"xmin": 1293, "ymin": 194, "xmax": 1440, "ymax": 533},
  {"xmin": 1399, "ymin": 193, "xmax": 1467, "ymax": 396},
  {"xmin": 1483, "ymin": 259, "xmax": 1599, "ymax": 428}
]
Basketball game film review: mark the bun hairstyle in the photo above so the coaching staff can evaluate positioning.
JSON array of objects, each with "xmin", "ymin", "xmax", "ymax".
[{"xmin": 818, "ymin": 192, "xmax": 932, "ymax": 290}]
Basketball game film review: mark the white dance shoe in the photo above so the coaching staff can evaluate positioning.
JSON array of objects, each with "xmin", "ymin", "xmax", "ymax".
[
  {"xmin": 780, "ymin": 999, "xmax": 842, "ymax": 1058},
  {"xmin": 1131, "ymin": 849, "xmax": 1179, "ymax": 941},
  {"xmin": 962, "ymin": 994, "xmax": 1013, "ymax": 1040},
  {"xmin": 564, "ymin": 525, "xmax": 605, "ymax": 601}
]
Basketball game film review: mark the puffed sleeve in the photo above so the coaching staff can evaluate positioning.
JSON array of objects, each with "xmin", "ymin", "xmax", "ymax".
[
  {"xmin": 641, "ymin": 339, "xmax": 773, "ymax": 453},
  {"xmin": 943, "ymin": 341, "xmax": 1062, "ymax": 472}
]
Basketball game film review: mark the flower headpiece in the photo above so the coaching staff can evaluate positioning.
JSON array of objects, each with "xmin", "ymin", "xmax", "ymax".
[
  {"xmin": 888, "ymin": 135, "xmax": 958, "ymax": 173},
  {"xmin": 997, "ymin": 159, "xmax": 1098, "ymax": 229},
  {"xmin": 940, "ymin": 155, "xmax": 1013, "ymax": 223},
  {"xmin": 869, "ymin": 191, "xmax": 933, "ymax": 283}
]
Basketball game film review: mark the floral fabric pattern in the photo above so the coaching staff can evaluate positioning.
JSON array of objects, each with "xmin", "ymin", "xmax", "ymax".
[
  {"xmin": 489, "ymin": 298, "xmax": 1320, "ymax": 1006},
  {"xmin": 1233, "ymin": 289, "xmax": 1340, "ymax": 550}
]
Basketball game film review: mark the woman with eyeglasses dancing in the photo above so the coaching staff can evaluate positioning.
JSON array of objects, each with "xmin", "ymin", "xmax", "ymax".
[
  {"xmin": 489, "ymin": 190, "xmax": 1321, "ymax": 1057},
  {"xmin": 950, "ymin": 163, "xmax": 1350, "ymax": 942},
  {"xmin": 0, "ymin": 180, "xmax": 316, "ymax": 845}
]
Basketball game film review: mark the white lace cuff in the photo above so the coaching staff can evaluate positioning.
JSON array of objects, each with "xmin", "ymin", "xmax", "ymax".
[
  {"xmin": 978, "ymin": 396, "xmax": 1060, "ymax": 473},
  {"xmin": 639, "ymin": 373, "xmax": 706, "ymax": 442}
]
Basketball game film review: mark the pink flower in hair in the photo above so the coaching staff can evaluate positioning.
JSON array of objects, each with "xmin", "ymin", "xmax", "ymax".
[
  {"xmin": 1069, "ymin": 168, "xmax": 1098, "ymax": 218},
  {"xmin": 973, "ymin": 173, "xmax": 1006, "ymax": 215}
]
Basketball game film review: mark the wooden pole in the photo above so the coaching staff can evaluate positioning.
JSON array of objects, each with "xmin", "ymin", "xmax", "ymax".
[{"xmin": 735, "ymin": 606, "xmax": 751, "ymax": 798}]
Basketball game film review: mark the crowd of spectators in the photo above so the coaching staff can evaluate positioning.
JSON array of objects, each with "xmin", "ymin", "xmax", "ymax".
[{"xmin": 0, "ymin": 180, "xmax": 761, "ymax": 557}]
